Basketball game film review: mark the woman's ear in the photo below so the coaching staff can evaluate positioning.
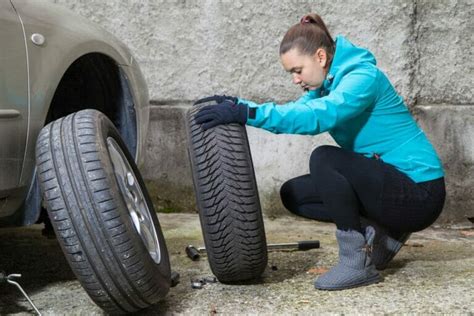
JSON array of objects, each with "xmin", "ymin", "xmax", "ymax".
[{"xmin": 314, "ymin": 48, "xmax": 328, "ymax": 68}]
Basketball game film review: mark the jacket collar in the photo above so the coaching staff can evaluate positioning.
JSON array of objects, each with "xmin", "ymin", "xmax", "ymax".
[{"xmin": 321, "ymin": 35, "xmax": 376, "ymax": 92}]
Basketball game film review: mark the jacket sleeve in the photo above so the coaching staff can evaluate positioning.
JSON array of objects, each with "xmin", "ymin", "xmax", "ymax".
[
  {"xmin": 243, "ymin": 67, "xmax": 378, "ymax": 135},
  {"xmin": 238, "ymin": 89, "xmax": 319, "ymax": 110}
]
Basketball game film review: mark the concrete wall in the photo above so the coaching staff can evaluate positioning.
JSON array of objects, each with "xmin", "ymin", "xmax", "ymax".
[
  {"xmin": 413, "ymin": 0, "xmax": 474, "ymax": 224},
  {"xmin": 51, "ymin": 0, "xmax": 473, "ymax": 224}
]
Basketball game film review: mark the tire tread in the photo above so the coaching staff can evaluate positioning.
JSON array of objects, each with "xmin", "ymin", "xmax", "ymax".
[{"xmin": 186, "ymin": 105, "xmax": 267, "ymax": 283}]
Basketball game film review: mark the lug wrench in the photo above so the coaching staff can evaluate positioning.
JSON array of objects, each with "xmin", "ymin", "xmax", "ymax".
[
  {"xmin": 0, "ymin": 271, "xmax": 42, "ymax": 315},
  {"xmin": 185, "ymin": 240, "xmax": 320, "ymax": 261}
]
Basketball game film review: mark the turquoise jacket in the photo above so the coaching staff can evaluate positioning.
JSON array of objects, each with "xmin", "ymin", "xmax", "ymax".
[{"xmin": 239, "ymin": 35, "xmax": 444, "ymax": 183}]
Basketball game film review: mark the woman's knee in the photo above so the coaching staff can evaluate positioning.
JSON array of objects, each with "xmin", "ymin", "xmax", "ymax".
[{"xmin": 280, "ymin": 179, "xmax": 298, "ymax": 212}]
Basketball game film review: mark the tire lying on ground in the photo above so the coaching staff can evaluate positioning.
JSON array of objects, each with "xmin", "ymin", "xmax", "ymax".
[
  {"xmin": 186, "ymin": 102, "xmax": 268, "ymax": 283},
  {"xmin": 35, "ymin": 109, "xmax": 170, "ymax": 314}
]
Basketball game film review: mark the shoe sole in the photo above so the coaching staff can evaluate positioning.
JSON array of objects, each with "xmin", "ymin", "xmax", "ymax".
[{"xmin": 314, "ymin": 274, "xmax": 381, "ymax": 291}]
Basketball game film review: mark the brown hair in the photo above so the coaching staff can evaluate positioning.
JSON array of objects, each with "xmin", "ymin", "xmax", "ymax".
[{"xmin": 280, "ymin": 13, "xmax": 335, "ymax": 62}]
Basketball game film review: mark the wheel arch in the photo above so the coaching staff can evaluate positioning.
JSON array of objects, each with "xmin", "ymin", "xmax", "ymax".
[{"xmin": 45, "ymin": 53, "xmax": 138, "ymax": 156}]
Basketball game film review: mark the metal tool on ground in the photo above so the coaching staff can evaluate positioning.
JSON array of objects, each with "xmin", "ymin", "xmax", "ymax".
[
  {"xmin": 191, "ymin": 279, "xmax": 203, "ymax": 289},
  {"xmin": 185, "ymin": 240, "xmax": 320, "ymax": 261},
  {"xmin": 0, "ymin": 271, "xmax": 42, "ymax": 315},
  {"xmin": 190, "ymin": 275, "xmax": 218, "ymax": 289},
  {"xmin": 170, "ymin": 271, "xmax": 180, "ymax": 287},
  {"xmin": 185, "ymin": 245, "xmax": 205, "ymax": 260}
]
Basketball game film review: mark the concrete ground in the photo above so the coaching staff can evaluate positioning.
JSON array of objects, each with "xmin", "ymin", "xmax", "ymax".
[{"xmin": 0, "ymin": 213, "xmax": 473, "ymax": 315}]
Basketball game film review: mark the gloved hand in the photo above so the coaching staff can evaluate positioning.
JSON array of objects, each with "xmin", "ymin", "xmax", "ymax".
[
  {"xmin": 194, "ymin": 100, "xmax": 248, "ymax": 130},
  {"xmin": 194, "ymin": 94, "xmax": 238, "ymax": 106}
]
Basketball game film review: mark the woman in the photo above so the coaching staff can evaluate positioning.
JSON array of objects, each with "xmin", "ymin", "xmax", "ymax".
[{"xmin": 194, "ymin": 13, "xmax": 445, "ymax": 290}]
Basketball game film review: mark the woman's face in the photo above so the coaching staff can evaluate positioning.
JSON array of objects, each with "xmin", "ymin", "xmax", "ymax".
[{"xmin": 280, "ymin": 47, "xmax": 328, "ymax": 91}]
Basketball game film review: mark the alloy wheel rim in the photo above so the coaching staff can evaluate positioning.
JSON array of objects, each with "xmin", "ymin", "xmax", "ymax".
[{"xmin": 107, "ymin": 137, "xmax": 161, "ymax": 264}]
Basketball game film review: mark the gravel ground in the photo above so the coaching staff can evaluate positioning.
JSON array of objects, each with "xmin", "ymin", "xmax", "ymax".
[{"xmin": 0, "ymin": 213, "xmax": 473, "ymax": 315}]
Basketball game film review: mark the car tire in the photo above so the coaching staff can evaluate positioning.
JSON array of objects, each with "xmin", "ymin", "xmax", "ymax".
[
  {"xmin": 186, "ymin": 103, "xmax": 268, "ymax": 283},
  {"xmin": 35, "ymin": 109, "xmax": 170, "ymax": 314}
]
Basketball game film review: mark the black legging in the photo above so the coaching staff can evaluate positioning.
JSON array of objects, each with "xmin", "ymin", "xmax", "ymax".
[{"xmin": 280, "ymin": 145, "xmax": 445, "ymax": 235}]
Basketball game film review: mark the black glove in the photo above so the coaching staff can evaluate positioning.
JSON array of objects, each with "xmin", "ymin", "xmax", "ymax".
[
  {"xmin": 194, "ymin": 100, "xmax": 248, "ymax": 130},
  {"xmin": 194, "ymin": 94, "xmax": 238, "ymax": 106}
]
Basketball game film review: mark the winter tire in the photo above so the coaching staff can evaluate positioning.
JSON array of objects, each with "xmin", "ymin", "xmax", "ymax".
[
  {"xmin": 35, "ymin": 109, "xmax": 170, "ymax": 314},
  {"xmin": 186, "ymin": 102, "xmax": 268, "ymax": 283}
]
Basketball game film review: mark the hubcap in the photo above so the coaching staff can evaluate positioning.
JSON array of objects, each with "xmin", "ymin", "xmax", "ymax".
[{"xmin": 107, "ymin": 137, "xmax": 161, "ymax": 264}]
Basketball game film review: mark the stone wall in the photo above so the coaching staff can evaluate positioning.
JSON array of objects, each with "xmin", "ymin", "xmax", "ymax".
[{"xmin": 51, "ymin": 0, "xmax": 473, "ymax": 224}]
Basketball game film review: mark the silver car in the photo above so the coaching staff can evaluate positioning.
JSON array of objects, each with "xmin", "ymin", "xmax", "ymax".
[{"xmin": 1, "ymin": 1, "xmax": 170, "ymax": 313}]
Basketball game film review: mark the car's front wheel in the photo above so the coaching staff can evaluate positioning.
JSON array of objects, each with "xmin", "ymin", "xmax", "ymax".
[{"xmin": 35, "ymin": 109, "xmax": 170, "ymax": 314}]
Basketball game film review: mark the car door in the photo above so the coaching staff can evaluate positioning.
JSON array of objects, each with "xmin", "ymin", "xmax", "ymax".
[{"xmin": 0, "ymin": 1, "xmax": 28, "ymax": 205}]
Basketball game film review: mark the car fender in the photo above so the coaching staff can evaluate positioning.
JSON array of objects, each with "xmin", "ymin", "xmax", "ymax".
[{"xmin": 10, "ymin": 0, "xmax": 150, "ymax": 225}]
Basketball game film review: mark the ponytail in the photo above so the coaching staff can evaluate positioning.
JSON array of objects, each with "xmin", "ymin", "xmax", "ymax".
[{"xmin": 280, "ymin": 13, "xmax": 335, "ymax": 61}]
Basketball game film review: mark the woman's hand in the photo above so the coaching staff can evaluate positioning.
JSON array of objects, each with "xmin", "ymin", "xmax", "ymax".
[{"xmin": 194, "ymin": 99, "xmax": 248, "ymax": 130}]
